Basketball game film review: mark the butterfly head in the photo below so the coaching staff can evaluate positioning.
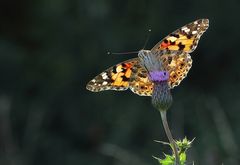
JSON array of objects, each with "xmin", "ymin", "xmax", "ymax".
[{"xmin": 138, "ymin": 49, "xmax": 151, "ymax": 56}]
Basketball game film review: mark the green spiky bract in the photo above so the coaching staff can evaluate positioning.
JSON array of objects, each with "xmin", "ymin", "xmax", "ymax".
[{"xmin": 154, "ymin": 137, "xmax": 194, "ymax": 165}]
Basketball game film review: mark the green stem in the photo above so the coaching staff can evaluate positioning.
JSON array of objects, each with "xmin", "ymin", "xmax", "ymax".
[{"xmin": 160, "ymin": 111, "xmax": 180, "ymax": 165}]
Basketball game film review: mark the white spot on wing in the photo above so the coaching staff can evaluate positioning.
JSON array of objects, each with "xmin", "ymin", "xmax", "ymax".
[
  {"xmin": 101, "ymin": 72, "xmax": 108, "ymax": 80},
  {"xmin": 102, "ymin": 81, "xmax": 108, "ymax": 85},
  {"xmin": 116, "ymin": 66, "xmax": 122, "ymax": 72},
  {"xmin": 192, "ymin": 31, "xmax": 197, "ymax": 34},
  {"xmin": 184, "ymin": 28, "xmax": 190, "ymax": 33},
  {"xmin": 168, "ymin": 36, "xmax": 177, "ymax": 42}
]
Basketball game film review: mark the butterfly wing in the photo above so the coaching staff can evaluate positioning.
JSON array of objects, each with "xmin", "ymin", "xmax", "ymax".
[
  {"xmin": 151, "ymin": 19, "xmax": 209, "ymax": 53},
  {"xmin": 129, "ymin": 66, "xmax": 153, "ymax": 96},
  {"xmin": 159, "ymin": 50, "xmax": 192, "ymax": 88},
  {"xmin": 86, "ymin": 58, "xmax": 154, "ymax": 96},
  {"xmin": 86, "ymin": 58, "xmax": 138, "ymax": 92},
  {"xmin": 150, "ymin": 19, "xmax": 209, "ymax": 88}
]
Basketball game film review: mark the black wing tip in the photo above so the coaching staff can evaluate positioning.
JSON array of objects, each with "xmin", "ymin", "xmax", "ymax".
[
  {"xmin": 86, "ymin": 81, "xmax": 98, "ymax": 92},
  {"xmin": 86, "ymin": 85, "xmax": 100, "ymax": 92},
  {"xmin": 196, "ymin": 18, "xmax": 209, "ymax": 25},
  {"xmin": 195, "ymin": 18, "xmax": 209, "ymax": 21}
]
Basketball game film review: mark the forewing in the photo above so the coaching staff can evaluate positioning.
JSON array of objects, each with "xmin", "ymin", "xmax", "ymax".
[
  {"xmin": 151, "ymin": 19, "xmax": 209, "ymax": 53},
  {"xmin": 86, "ymin": 58, "xmax": 154, "ymax": 96},
  {"xmin": 86, "ymin": 58, "xmax": 139, "ymax": 92}
]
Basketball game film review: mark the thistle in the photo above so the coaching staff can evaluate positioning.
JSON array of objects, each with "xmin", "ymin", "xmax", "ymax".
[
  {"xmin": 139, "ymin": 50, "xmax": 180, "ymax": 165},
  {"xmin": 152, "ymin": 82, "xmax": 179, "ymax": 164}
]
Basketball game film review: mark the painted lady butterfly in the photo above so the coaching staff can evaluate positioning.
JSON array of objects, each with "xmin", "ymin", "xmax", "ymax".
[{"xmin": 86, "ymin": 19, "xmax": 209, "ymax": 96}]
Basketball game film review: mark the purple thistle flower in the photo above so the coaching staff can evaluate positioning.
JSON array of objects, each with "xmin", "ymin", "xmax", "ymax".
[{"xmin": 138, "ymin": 50, "xmax": 173, "ymax": 111}]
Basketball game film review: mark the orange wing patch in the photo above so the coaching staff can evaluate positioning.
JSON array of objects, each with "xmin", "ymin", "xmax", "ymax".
[
  {"xmin": 111, "ymin": 62, "xmax": 133, "ymax": 87},
  {"xmin": 159, "ymin": 34, "xmax": 195, "ymax": 51}
]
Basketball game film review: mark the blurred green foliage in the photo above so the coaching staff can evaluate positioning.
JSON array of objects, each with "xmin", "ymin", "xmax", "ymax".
[{"xmin": 0, "ymin": 0, "xmax": 240, "ymax": 165}]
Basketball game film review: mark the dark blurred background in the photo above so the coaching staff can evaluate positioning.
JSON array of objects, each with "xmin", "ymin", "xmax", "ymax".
[{"xmin": 0, "ymin": 0, "xmax": 239, "ymax": 165}]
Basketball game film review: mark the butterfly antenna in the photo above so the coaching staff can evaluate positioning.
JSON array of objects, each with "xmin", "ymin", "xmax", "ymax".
[
  {"xmin": 142, "ymin": 29, "xmax": 152, "ymax": 50},
  {"xmin": 107, "ymin": 51, "xmax": 139, "ymax": 55},
  {"xmin": 107, "ymin": 29, "xmax": 151, "ymax": 55}
]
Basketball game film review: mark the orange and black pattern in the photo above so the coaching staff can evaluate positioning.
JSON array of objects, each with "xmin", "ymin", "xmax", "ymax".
[
  {"xmin": 151, "ymin": 19, "xmax": 209, "ymax": 53},
  {"xmin": 86, "ymin": 19, "xmax": 209, "ymax": 96}
]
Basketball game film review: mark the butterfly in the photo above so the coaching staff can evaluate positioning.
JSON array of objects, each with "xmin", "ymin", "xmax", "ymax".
[{"xmin": 86, "ymin": 19, "xmax": 209, "ymax": 96}]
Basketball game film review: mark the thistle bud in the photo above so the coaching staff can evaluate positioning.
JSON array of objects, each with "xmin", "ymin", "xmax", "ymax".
[{"xmin": 151, "ymin": 77, "xmax": 172, "ymax": 111}]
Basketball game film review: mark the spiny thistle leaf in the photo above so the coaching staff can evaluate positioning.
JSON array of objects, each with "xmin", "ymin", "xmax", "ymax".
[
  {"xmin": 154, "ymin": 153, "xmax": 186, "ymax": 165},
  {"xmin": 154, "ymin": 137, "xmax": 194, "ymax": 165},
  {"xmin": 153, "ymin": 155, "xmax": 174, "ymax": 165}
]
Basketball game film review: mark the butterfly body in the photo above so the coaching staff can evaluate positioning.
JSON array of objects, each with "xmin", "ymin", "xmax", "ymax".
[
  {"xmin": 138, "ymin": 49, "xmax": 164, "ymax": 72},
  {"xmin": 86, "ymin": 19, "xmax": 209, "ymax": 96}
]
